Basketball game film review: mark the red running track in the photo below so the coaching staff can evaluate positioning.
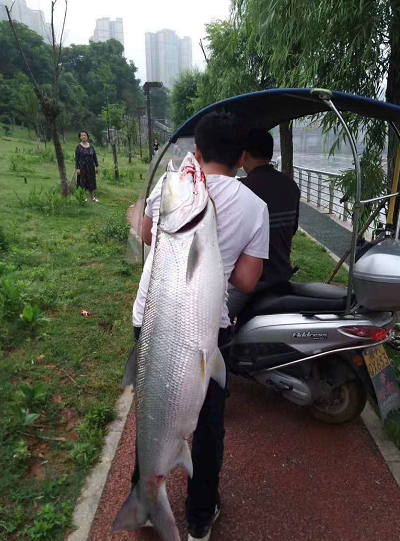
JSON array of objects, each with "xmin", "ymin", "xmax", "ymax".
[{"xmin": 89, "ymin": 376, "xmax": 400, "ymax": 541}]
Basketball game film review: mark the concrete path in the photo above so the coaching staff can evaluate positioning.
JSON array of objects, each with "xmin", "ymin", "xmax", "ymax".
[{"xmin": 299, "ymin": 202, "xmax": 353, "ymax": 259}]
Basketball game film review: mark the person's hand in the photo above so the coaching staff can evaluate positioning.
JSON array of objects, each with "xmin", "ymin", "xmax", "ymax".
[
  {"xmin": 76, "ymin": 169, "xmax": 80, "ymax": 175},
  {"xmin": 96, "ymin": 167, "xmax": 100, "ymax": 175}
]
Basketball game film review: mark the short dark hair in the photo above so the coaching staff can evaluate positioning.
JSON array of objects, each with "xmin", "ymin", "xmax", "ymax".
[
  {"xmin": 79, "ymin": 130, "xmax": 90, "ymax": 139},
  {"xmin": 195, "ymin": 111, "xmax": 245, "ymax": 168},
  {"xmin": 245, "ymin": 129, "xmax": 274, "ymax": 160}
]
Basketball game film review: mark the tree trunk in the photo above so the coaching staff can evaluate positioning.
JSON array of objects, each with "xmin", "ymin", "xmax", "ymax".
[
  {"xmin": 128, "ymin": 134, "xmax": 132, "ymax": 164},
  {"xmin": 386, "ymin": 2, "xmax": 400, "ymax": 230},
  {"xmin": 112, "ymin": 143, "xmax": 120, "ymax": 180},
  {"xmin": 279, "ymin": 121, "xmax": 293, "ymax": 177},
  {"xmin": 51, "ymin": 121, "xmax": 68, "ymax": 197}
]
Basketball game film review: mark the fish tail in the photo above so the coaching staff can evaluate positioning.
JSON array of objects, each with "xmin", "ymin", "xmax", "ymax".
[
  {"xmin": 151, "ymin": 481, "xmax": 180, "ymax": 541},
  {"xmin": 111, "ymin": 484, "xmax": 148, "ymax": 533},
  {"xmin": 111, "ymin": 481, "xmax": 180, "ymax": 541}
]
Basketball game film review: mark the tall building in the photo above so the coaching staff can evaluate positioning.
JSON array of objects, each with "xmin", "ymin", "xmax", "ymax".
[
  {"xmin": 145, "ymin": 29, "xmax": 192, "ymax": 89},
  {"xmin": 90, "ymin": 18, "xmax": 124, "ymax": 47},
  {"xmin": 0, "ymin": 0, "xmax": 50, "ymax": 42}
]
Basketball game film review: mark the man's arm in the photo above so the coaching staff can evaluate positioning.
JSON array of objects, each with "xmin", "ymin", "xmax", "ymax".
[
  {"xmin": 229, "ymin": 253, "xmax": 263, "ymax": 294},
  {"xmin": 142, "ymin": 214, "xmax": 153, "ymax": 246}
]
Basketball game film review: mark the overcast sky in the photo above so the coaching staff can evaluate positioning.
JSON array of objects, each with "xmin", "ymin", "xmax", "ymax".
[{"xmin": 26, "ymin": 0, "xmax": 232, "ymax": 82}]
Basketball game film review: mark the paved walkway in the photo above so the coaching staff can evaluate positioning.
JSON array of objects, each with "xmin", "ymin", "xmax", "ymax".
[
  {"xmin": 89, "ymin": 377, "xmax": 400, "ymax": 541},
  {"xmin": 299, "ymin": 202, "xmax": 353, "ymax": 259}
]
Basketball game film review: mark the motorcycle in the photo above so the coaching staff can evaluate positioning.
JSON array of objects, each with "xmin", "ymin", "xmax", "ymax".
[{"xmin": 133, "ymin": 87, "xmax": 400, "ymax": 424}]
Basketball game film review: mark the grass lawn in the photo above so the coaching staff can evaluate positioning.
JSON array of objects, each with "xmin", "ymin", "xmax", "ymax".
[
  {"xmin": 0, "ymin": 126, "xmax": 399, "ymax": 540},
  {"xmin": 0, "ymin": 126, "xmax": 147, "ymax": 540}
]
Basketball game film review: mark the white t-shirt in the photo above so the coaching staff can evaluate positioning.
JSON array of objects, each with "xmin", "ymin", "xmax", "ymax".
[{"xmin": 132, "ymin": 173, "xmax": 270, "ymax": 328}]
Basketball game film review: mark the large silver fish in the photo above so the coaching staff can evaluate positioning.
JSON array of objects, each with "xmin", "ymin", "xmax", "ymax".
[{"xmin": 112, "ymin": 153, "xmax": 226, "ymax": 541}]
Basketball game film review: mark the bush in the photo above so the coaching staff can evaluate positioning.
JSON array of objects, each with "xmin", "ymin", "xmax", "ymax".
[{"xmin": 9, "ymin": 154, "xmax": 35, "ymax": 173}]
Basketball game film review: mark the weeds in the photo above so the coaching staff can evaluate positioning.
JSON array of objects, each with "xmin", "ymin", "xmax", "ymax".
[
  {"xmin": 0, "ymin": 277, "xmax": 23, "ymax": 318},
  {"xmin": 28, "ymin": 503, "xmax": 72, "ymax": 540},
  {"xmin": 69, "ymin": 405, "xmax": 114, "ymax": 467},
  {"xmin": 15, "ymin": 186, "xmax": 90, "ymax": 216},
  {"xmin": 89, "ymin": 209, "xmax": 129, "ymax": 243},
  {"xmin": 0, "ymin": 225, "xmax": 9, "ymax": 251},
  {"xmin": 20, "ymin": 304, "xmax": 50, "ymax": 328}
]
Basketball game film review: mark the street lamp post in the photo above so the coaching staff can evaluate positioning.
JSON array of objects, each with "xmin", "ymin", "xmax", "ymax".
[{"xmin": 143, "ymin": 81, "xmax": 163, "ymax": 161}]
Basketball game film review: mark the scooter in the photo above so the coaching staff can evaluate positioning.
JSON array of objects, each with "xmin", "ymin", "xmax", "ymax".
[{"xmin": 229, "ymin": 275, "xmax": 398, "ymax": 424}]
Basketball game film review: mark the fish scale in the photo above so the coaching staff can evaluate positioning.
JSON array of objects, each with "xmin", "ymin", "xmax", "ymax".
[{"xmin": 112, "ymin": 154, "xmax": 226, "ymax": 541}]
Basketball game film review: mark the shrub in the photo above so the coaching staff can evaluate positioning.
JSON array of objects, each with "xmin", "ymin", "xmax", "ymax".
[{"xmin": 9, "ymin": 154, "xmax": 35, "ymax": 173}]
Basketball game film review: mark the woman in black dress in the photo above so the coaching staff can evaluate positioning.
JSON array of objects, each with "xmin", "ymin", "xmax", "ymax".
[{"xmin": 75, "ymin": 131, "xmax": 100, "ymax": 203}]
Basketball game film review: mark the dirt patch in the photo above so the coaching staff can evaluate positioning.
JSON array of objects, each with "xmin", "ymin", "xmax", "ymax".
[
  {"xmin": 60, "ymin": 407, "xmax": 81, "ymax": 441},
  {"xmin": 80, "ymin": 262, "xmax": 103, "ymax": 268},
  {"xmin": 29, "ymin": 461, "xmax": 46, "ymax": 481},
  {"xmin": 98, "ymin": 322, "xmax": 113, "ymax": 332}
]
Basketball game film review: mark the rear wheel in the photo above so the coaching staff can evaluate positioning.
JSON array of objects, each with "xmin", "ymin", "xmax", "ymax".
[{"xmin": 310, "ymin": 379, "xmax": 367, "ymax": 424}]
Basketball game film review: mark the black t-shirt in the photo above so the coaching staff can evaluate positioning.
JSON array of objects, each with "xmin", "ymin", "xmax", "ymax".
[{"xmin": 242, "ymin": 164, "xmax": 300, "ymax": 285}]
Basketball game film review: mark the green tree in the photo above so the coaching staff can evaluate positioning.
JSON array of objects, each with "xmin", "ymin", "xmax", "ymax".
[
  {"xmin": 170, "ymin": 69, "xmax": 203, "ymax": 130},
  {"xmin": 150, "ymin": 87, "xmax": 171, "ymax": 122},
  {"xmin": 5, "ymin": 2, "xmax": 69, "ymax": 196},
  {"xmin": 0, "ymin": 21, "xmax": 52, "ymax": 83},
  {"xmin": 121, "ymin": 115, "xmax": 138, "ymax": 164},
  {"xmin": 233, "ymin": 0, "xmax": 400, "ymax": 187},
  {"xmin": 62, "ymin": 40, "xmax": 142, "ymax": 115},
  {"xmin": 102, "ymin": 102, "xmax": 126, "ymax": 180}
]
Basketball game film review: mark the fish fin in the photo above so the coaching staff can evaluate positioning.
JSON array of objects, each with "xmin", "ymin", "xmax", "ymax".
[
  {"xmin": 121, "ymin": 346, "xmax": 138, "ymax": 389},
  {"xmin": 186, "ymin": 231, "xmax": 201, "ymax": 283},
  {"xmin": 111, "ymin": 484, "xmax": 148, "ymax": 533},
  {"xmin": 210, "ymin": 348, "xmax": 226, "ymax": 389},
  {"xmin": 177, "ymin": 440, "xmax": 193, "ymax": 478}
]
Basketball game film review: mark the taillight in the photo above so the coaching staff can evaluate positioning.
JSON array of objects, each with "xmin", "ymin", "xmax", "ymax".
[{"xmin": 338, "ymin": 325, "xmax": 392, "ymax": 341}]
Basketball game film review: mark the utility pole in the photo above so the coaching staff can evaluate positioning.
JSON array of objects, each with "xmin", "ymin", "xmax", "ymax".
[{"xmin": 143, "ymin": 81, "xmax": 163, "ymax": 161}]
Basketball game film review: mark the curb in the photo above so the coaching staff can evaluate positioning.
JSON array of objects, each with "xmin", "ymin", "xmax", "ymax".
[
  {"xmin": 67, "ymin": 387, "xmax": 134, "ymax": 541},
  {"xmin": 299, "ymin": 226, "xmax": 400, "ymax": 492}
]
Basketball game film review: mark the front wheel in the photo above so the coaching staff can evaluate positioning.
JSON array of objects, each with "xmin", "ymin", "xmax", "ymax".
[{"xmin": 310, "ymin": 379, "xmax": 367, "ymax": 424}]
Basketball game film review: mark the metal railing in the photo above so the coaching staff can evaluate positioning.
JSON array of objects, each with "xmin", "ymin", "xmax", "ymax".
[{"xmin": 293, "ymin": 165, "xmax": 387, "ymax": 230}]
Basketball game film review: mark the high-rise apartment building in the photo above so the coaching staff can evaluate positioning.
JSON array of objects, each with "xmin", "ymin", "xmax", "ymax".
[
  {"xmin": 0, "ymin": 0, "xmax": 50, "ymax": 42},
  {"xmin": 90, "ymin": 18, "xmax": 124, "ymax": 47},
  {"xmin": 145, "ymin": 29, "xmax": 192, "ymax": 89}
]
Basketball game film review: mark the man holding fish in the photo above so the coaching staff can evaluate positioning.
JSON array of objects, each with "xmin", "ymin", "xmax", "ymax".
[{"xmin": 112, "ymin": 111, "xmax": 270, "ymax": 541}]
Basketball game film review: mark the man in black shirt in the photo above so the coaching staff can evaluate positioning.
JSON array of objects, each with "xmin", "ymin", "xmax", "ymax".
[{"xmin": 228, "ymin": 128, "xmax": 300, "ymax": 321}]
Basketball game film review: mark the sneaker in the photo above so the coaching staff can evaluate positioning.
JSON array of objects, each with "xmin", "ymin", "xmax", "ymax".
[
  {"xmin": 91, "ymin": 198, "xmax": 100, "ymax": 203},
  {"xmin": 188, "ymin": 505, "xmax": 221, "ymax": 541},
  {"xmin": 84, "ymin": 198, "xmax": 88, "ymax": 202}
]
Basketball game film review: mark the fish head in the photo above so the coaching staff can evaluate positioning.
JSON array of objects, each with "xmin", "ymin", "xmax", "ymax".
[{"xmin": 159, "ymin": 152, "xmax": 208, "ymax": 234}]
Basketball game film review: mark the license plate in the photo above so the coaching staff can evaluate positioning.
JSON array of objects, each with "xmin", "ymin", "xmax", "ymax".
[
  {"xmin": 363, "ymin": 345, "xmax": 391, "ymax": 378},
  {"xmin": 363, "ymin": 345, "xmax": 400, "ymax": 422}
]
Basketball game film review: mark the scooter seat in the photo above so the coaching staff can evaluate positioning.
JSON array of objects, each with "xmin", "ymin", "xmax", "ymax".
[{"xmin": 238, "ymin": 282, "xmax": 349, "ymax": 323}]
